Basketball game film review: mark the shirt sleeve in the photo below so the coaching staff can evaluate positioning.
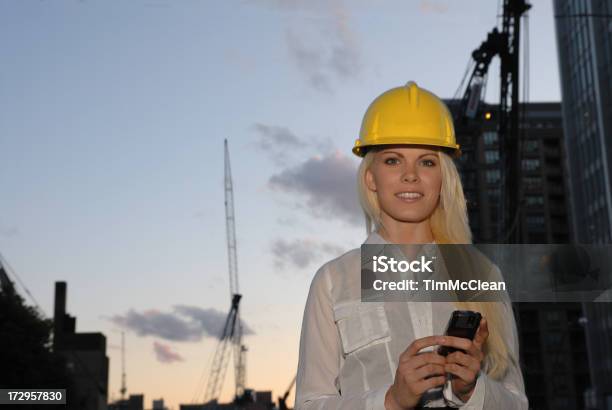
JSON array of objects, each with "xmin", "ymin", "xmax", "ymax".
[
  {"xmin": 294, "ymin": 264, "xmax": 391, "ymax": 410},
  {"xmin": 443, "ymin": 372, "xmax": 485, "ymax": 409}
]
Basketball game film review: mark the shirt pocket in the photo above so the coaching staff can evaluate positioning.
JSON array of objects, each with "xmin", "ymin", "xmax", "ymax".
[{"xmin": 333, "ymin": 301, "xmax": 391, "ymax": 355}]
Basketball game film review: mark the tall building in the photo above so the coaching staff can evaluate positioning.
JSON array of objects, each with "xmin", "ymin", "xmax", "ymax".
[
  {"xmin": 53, "ymin": 282, "xmax": 109, "ymax": 410},
  {"xmin": 450, "ymin": 100, "xmax": 591, "ymax": 408},
  {"xmin": 554, "ymin": 1, "xmax": 612, "ymax": 408},
  {"xmin": 554, "ymin": 0, "xmax": 612, "ymax": 244}
]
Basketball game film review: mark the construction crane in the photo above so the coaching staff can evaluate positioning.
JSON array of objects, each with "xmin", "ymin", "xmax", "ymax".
[
  {"xmin": 277, "ymin": 375, "xmax": 297, "ymax": 410},
  {"xmin": 453, "ymin": 0, "xmax": 531, "ymax": 243},
  {"xmin": 120, "ymin": 331, "xmax": 127, "ymax": 401},
  {"xmin": 200, "ymin": 139, "xmax": 247, "ymax": 407}
]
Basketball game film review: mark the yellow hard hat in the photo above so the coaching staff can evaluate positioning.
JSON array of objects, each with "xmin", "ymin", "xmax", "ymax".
[{"xmin": 353, "ymin": 81, "xmax": 460, "ymax": 157}]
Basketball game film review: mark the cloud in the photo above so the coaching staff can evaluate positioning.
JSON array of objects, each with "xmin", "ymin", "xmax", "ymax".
[
  {"xmin": 110, "ymin": 305, "xmax": 253, "ymax": 342},
  {"xmin": 174, "ymin": 305, "xmax": 254, "ymax": 336},
  {"xmin": 153, "ymin": 341, "xmax": 184, "ymax": 364},
  {"xmin": 284, "ymin": 1, "xmax": 362, "ymax": 93},
  {"xmin": 252, "ymin": 123, "xmax": 305, "ymax": 150},
  {"xmin": 271, "ymin": 238, "xmax": 345, "ymax": 270},
  {"xmin": 268, "ymin": 151, "xmax": 362, "ymax": 225},
  {"xmin": 286, "ymin": 29, "xmax": 331, "ymax": 93},
  {"xmin": 328, "ymin": 5, "xmax": 361, "ymax": 78},
  {"xmin": 0, "ymin": 225, "xmax": 18, "ymax": 238},
  {"xmin": 250, "ymin": 123, "xmax": 334, "ymax": 165},
  {"xmin": 419, "ymin": 0, "xmax": 449, "ymax": 14}
]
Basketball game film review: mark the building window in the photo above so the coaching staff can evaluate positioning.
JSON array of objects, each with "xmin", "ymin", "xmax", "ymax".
[
  {"xmin": 483, "ymin": 131, "xmax": 498, "ymax": 145},
  {"xmin": 524, "ymin": 140, "xmax": 539, "ymax": 152},
  {"xmin": 486, "ymin": 170, "xmax": 501, "ymax": 184},
  {"xmin": 484, "ymin": 150, "xmax": 500, "ymax": 164},
  {"xmin": 545, "ymin": 332, "xmax": 563, "ymax": 345},
  {"xmin": 524, "ymin": 176, "xmax": 543, "ymax": 189},
  {"xmin": 522, "ymin": 159, "xmax": 541, "ymax": 171},
  {"xmin": 526, "ymin": 195, "xmax": 544, "ymax": 206},
  {"xmin": 527, "ymin": 215, "xmax": 545, "ymax": 229}
]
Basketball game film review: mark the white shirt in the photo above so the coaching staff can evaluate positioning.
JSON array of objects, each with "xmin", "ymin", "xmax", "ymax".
[{"xmin": 295, "ymin": 231, "xmax": 528, "ymax": 409}]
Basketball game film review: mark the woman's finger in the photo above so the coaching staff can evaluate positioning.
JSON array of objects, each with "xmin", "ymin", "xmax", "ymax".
[
  {"xmin": 447, "ymin": 351, "xmax": 481, "ymax": 374},
  {"xmin": 438, "ymin": 335, "xmax": 472, "ymax": 352},
  {"xmin": 409, "ymin": 352, "xmax": 447, "ymax": 369},
  {"xmin": 413, "ymin": 376, "xmax": 447, "ymax": 395},
  {"xmin": 445, "ymin": 362, "xmax": 476, "ymax": 384},
  {"xmin": 465, "ymin": 342, "xmax": 484, "ymax": 362},
  {"xmin": 408, "ymin": 363, "xmax": 446, "ymax": 382},
  {"xmin": 402, "ymin": 336, "xmax": 444, "ymax": 360},
  {"xmin": 473, "ymin": 317, "xmax": 489, "ymax": 349}
]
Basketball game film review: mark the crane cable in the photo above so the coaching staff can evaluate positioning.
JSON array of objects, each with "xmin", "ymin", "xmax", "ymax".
[{"xmin": 0, "ymin": 251, "xmax": 45, "ymax": 317}]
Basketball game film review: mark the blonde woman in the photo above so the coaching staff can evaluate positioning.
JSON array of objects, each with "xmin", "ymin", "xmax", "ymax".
[{"xmin": 294, "ymin": 82, "xmax": 527, "ymax": 409}]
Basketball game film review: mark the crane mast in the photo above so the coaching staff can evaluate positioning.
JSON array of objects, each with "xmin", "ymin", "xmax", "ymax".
[
  {"xmin": 120, "ymin": 331, "xmax": 127, "ymax": 400},
  {"xmin": 201, "ymin": 139, "xmax": 246, "ymax": 406},
  {"xmin": 455, "ymin": 0, "xmax": 531, "ymax": 243},
  {"xmin": 500, "ymin": 0, "xmax": 531, "ymax": 243},
  {"xmin": 224, "ymin": 139, "xmax": 246, "ymax": 400}
]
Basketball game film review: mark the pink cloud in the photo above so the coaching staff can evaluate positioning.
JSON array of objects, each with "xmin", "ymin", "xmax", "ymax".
[{"xmin": 153, "ymin": 341, "xmax": 184, "ymax": 364}]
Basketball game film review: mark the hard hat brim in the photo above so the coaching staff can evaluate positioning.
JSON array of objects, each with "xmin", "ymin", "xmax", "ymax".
[{"xmin": 353, "ymin": 142, "xmax": 461, "ymax": 158}]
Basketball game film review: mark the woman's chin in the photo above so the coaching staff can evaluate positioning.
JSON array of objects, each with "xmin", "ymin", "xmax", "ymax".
[{"xmin": 386, "ymin": 212, "xmax": 433, "ymax": 224}]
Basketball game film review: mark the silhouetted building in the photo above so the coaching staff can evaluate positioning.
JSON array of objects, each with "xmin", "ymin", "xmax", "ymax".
[
  {"xmin": 180, "ymin": 389, "xmax": 274, "ymax": 410},
  {"xmin": 108, "ymin": 393, "xmax": 144, "ymax": 410},
  {"xmin": 53, "ymin": 281, "xmax": 109, "ymax": 410},
  {"xmin": 554, "ymin": 0, "xmax": 612, "ymax": 244},
  {"xmin": 449, "ymin": 100, "xmax": 591, "ymax": 408},
  {"xmin": 450, "ymin": 101, "xmax": 571, "ymax": 243},
  {"xmin": 554, "ymin": 1, "xmax": 612, "ymax": 408},
  {"xmin": 152, "ymin": 398, "xmax": 167, "ymax": 410},
  {"xmin": 518, "ymin": 303, "xmax": 590, "ymax": 409}
]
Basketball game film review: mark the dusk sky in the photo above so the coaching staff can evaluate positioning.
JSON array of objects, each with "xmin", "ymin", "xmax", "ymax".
[{"xmin": 1, "ymin": 1, "xmax": 560, "ymax": 409}]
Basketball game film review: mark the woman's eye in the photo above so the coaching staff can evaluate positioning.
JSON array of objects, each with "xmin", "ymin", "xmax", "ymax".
[
  {"xmin": 384, "ymin": 157, "xmax": 399, "ymax": 165},
  {"xmin": 421, "ymin": 159, "xmax": 436, "ymax": 167}
]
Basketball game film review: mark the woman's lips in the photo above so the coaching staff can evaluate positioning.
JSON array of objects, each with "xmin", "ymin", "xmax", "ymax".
[{"xmin": 395, "ymin": 192, "xmax": 424, "ymax": 202}]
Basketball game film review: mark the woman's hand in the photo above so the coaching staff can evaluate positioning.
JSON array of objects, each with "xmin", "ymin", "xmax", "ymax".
[
  {"xmin": 385, "ymin": 336, "xmax": 447, "ymax": 410},
  {"xmin": 441, "ymin": 318, "xmax": 489, "ymax": 402}
]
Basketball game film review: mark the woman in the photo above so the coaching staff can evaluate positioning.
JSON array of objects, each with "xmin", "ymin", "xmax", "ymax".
[{"xmin": 294, "ymin": 82, "xmax": 527, "ymax": 409}]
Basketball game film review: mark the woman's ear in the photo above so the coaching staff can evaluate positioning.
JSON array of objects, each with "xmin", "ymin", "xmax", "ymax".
[{"xmin": 365, "ymin": 168, "xmax": 377, "ymax": 192}]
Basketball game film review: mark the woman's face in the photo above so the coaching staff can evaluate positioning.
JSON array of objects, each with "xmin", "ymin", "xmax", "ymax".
[{"xmin": 365, "ymin": 146, "xmax": 442, "ymax": 226}]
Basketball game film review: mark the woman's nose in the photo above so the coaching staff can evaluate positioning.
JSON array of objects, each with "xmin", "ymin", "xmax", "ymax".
[{"xmin": 401, "ymin": 164, "xmax": 419, "ymax": 182}]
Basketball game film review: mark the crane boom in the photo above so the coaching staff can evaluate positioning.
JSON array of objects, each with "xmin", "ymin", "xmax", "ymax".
[
  {"xmin": 225, "ymin": 139, "xmax": 239, "ymax": 297},
  {"xmin": 203, "ymin": 294, "xmax": 242, "ymax": 403},
  {"xmin": 224, "ymin": 139, "xmax": 246, "ymax": 399},
  {"xmin": 201, "ymin": 140, "xmax": 247, "ymax": 407}
]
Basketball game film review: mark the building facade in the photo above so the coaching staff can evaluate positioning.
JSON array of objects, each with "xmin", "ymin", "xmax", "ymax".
[
  {"xmin": 554, "ymin": 1, "xmax": 612, "ymax": 408},
  {"xmin": 450, "ymin": 100, "xmax": 591, "ymax": 409},
  {"xmin": 554, "ymin": 0, "xmax": 612, "ymax": 244}
]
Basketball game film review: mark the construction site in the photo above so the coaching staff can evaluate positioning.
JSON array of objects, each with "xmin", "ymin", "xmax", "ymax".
[{"xmin": 2, "ymin": 0, "xmax": 612, "ymax": 409}]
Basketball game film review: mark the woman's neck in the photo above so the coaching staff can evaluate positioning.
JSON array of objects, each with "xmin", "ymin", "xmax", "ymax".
[{"xmin": 377, "ymin": 220, "xmax": 434, "ymax": 244}]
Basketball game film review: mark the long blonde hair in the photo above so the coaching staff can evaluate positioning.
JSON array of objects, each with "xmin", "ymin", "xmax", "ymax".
[{"xmin": 357, "ymin": 147, "xmax": 515, "ymax": 380}]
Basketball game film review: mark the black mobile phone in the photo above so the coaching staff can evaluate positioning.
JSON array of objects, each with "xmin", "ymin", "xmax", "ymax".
[{"xmin": 437, "ymin": 310, "xmax": 482, "ymax": 356}]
